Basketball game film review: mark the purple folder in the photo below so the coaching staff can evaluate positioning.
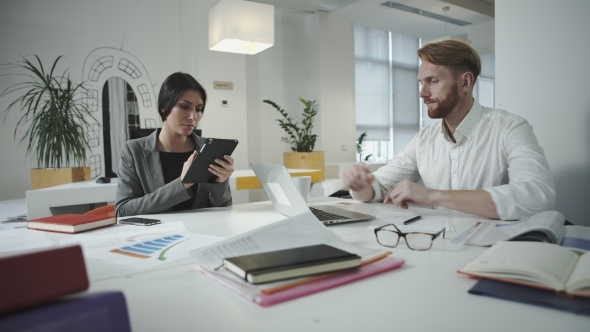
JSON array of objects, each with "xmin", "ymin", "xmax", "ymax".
[{"xmin": 0, "ymin": 292, "xmax": 131, "ymax": 332}]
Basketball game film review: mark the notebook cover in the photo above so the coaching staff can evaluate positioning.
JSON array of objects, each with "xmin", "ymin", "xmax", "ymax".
[
  {"xmin": 0, "ymin": 292, "xmax": 131, "ymax": 332},
  {"xmin": 225, "ymin": 244, "xmax": 360, "ymax": 277},
  {"xmin": 254, "ymin": 257, "xmax": 405, "ymax": 307},
  {"xmin": 468, "ymin": 279, "xmax": 590, "ymax": 315},
  {"xmin": 27, "ymin": 214, "xmax": 116, "ymax": 233},
  {"xmin": 0, "ymin": 245, "xmax": 89, "ymax": 315}
]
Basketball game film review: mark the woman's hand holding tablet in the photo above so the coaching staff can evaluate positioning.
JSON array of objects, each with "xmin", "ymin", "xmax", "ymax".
[{"xmin": 181, "ymin": 138, "xmax": 239, "ymax": 184}]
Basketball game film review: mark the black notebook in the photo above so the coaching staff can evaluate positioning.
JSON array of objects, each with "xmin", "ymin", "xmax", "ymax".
[{"xmin": 223, "ymin": 244, "xmax": 361, "ymax": 284}]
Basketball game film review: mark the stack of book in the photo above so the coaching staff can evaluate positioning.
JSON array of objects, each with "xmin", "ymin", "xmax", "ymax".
[
  {"xmin": 459, "ymin": 241, "xmax": 590, "ymax": 314},
  {"xmin": 191, "ymin": 212, "xmax": 405, "ymax": 307},
  {"xmin": 0, "ymin": 246, "xmax": 131, "ymax": 331}
]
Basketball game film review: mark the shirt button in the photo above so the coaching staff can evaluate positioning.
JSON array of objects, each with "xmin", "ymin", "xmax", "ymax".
[{"xmin": 452, "ymin": 170, "xmax": 457, "ymax": 174}]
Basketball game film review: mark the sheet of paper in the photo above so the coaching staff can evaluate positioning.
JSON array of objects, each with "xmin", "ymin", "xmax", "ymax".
[
  {"xmin": 0, "ymin": 221, "xmax": 27, "ymax": 231},
  {"xmin": 0, "ymin": 228, "xmax": 56, "ymax": 253},
  {"xmin": 59, "ymin": 221, "xmax": 225, "ymax": 270},
  {"xmin": 367, "ymin": 212, "xmax": 453, "ymax": 232},
  {"xmin": 561, "ymin": 226, "xmax": 590, "ymax": 253},
  {"xmin": 190, "ymin": 211, "xmax": 387, "ymax": 293},
  {"xmin": 0, "ymin": 199, "xmax": 26, "ymax": 222},
  {"xmin": 191, "ymin": 211, "xmax": 382, "ymax": 271}
]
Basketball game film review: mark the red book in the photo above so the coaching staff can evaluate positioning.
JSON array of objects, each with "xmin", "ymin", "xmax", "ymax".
[
  {"xmin": 27, "ymin": 214, "xmax": 116, "ymax": 234},
  {"xmin": 0, "ymin": 245, "xmax": 89, "ymax": 315}
]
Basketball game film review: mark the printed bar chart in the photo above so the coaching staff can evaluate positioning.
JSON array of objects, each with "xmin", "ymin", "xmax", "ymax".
[{"xmin": 111, "ymin": 235, "xmax": 185, "ymax": 260}]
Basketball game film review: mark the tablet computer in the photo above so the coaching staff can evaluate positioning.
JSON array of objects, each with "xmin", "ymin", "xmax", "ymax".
[{"xmin": 181, "ymin": 138, "xmax": 239, "ymax": 184}]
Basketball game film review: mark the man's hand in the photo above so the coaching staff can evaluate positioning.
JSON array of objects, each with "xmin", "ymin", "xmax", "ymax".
[
  {"xmin": 384, "ymin": 180, "xmax": 500, "ymax": 219},
  {"xmin": 210, "ymin": 155, "xmax": 235, "ymax": 183},
  {"xmin": 343, "ymin": 163, "xmax": 375, "ymax": 190},
  {"xmin": 342, "ymin": 163, "xmax": 375, "ymax": 202},
  {"xmin": 181, "ymin": 151, "xmax": 198, "ymax": 190},
  {"xmin": 383, "ymin": 179, "xmax": 437, "ymax": 209}
]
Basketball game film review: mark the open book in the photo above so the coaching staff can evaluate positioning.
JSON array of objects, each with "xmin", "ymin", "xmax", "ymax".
[
  {"xmin": 459, "ymin": 241, "xmax": 590, "ymax": 298},
  {"xmin": 459, "ymin": 211, "xmax": 590, "ymax": 252}
]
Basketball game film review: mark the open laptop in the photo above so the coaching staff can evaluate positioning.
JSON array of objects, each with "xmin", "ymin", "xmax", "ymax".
[{"xmin": 250, "ymin": 163, "xmax": 375, "ymax": 225}]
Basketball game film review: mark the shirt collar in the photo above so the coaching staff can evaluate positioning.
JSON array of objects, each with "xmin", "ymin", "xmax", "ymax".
[
  {"xmin": 456, "ymin": 100, "xmax": 484, "ymax": 139},
  {"xmin": 439, "ymin": 99, "xmax": 484, "ymax": 141}
]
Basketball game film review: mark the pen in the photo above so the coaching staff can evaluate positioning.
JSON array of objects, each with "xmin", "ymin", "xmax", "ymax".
[{"xmin": 403, "ymin": 216, "xmax": 423, "ymax": 225}]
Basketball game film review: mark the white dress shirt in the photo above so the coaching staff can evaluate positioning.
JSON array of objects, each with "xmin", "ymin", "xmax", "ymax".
[{"xmin": 356, "ymin": 100, "xmax": 556, "ymax": 220}]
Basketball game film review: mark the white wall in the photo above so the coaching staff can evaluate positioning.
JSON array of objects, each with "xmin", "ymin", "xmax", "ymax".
[
  {"xmin": 245, "ymin": 9, "xmax": 357, "ymax": 201},
  {"xmin": 496, "ymin": 0, "xmax": 590, "ymax": 225},
  {"xmin": 245, "ymin": 10, "xmax": 356, "ymax": 165}
]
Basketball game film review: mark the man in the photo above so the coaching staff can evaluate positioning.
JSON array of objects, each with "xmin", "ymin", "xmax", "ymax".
[{"xmin": 343, "ymin": 40, "xmax": 555, "ymax": 220}]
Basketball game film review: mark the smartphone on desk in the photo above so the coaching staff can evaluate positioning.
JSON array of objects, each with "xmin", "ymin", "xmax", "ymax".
[{"xmin": 118, "ymin": 217, "xmax": 161, "ymax": 226}]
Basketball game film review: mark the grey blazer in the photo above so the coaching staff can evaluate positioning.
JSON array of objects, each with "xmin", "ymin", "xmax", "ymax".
[{"xmin": 115, "ymin": 129, "xmax": 232, "ymax": 217}]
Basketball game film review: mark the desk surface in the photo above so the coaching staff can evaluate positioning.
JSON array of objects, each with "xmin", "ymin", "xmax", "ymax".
[
  {"xmin": 25, "ymin": 169, "xmax": 334, "ymax": 220},
  {"xmin": 9, "ymin": 197, "xmax": 589, "ymax": 331}
]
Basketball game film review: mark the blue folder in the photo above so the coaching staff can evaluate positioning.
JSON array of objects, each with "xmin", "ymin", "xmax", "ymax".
[{"xmin": 468, "ymin": 279, "xmax": 590, "ymax": 315}]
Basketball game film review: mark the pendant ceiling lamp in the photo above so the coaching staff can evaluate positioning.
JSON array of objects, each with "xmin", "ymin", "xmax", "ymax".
[{"xmin": 209, "ymin": 0, "xmax": 274, "ymax": 55}]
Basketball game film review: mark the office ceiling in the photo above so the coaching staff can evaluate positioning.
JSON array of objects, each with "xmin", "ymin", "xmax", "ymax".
[{"xmin": 251, "ymin": 0, "xmax": 494, "ymax": 41}]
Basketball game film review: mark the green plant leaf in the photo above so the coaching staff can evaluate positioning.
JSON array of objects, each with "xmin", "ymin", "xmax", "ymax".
[{"xmin": 1, "ymin": 55, "xmax": 97, "ymax": 168}]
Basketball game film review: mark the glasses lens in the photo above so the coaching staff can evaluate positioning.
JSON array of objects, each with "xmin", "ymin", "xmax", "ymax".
[
  {"xmin": 376, "ymin": 230, "xmax": 400, "ymax": 247},
  {"xmin": 405, "ymin": 233, "xmax": 433, "ymax": 250}
]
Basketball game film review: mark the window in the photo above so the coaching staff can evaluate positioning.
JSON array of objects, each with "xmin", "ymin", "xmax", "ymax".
[
  {"xmin": 474, "ymin": 77, "xmax": 494, "ymax": 108},
  {"xmin": 355, "ymin": 26, "xmax": 420, "ymax": 162},
  {"xmin": 355, "ymin": 27, "xmax": 496, "ymax": 162}
]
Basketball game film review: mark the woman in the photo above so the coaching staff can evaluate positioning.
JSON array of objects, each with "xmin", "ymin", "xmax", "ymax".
[{"xmin": 115, "ymin": 72, "xmax": 234, "ymax": 217}]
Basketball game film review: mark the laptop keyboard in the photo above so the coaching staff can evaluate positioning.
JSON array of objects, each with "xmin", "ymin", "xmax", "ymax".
[{"xmin": 309, "ymin": 207, "xmax": 351, "ymax": 222}]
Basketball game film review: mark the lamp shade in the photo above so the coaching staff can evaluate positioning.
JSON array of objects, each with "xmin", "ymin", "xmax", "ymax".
[{"xmin": 209, "ymin": 0, "xmax": 274, "ymax": 55}]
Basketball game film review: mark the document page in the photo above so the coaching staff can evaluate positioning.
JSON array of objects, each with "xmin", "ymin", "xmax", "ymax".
[
  {"xmin": 60, "ymin": 221, "xmax": 226, "ymax": 270},
  {"xmin": 565, "ymin": 252, "xmax": 590, "ymax": 293},
  {"xmin": 466, "ymin": 211, "xmax": 565, "ymax": 247},
  {"xmin": 192, "ymin": 212, "xmax": 379, "ymax": 271},
  {"xmin": 561, "ymin": 226, "xmax": 590, "ymax": 253},
  {"xmin": 460, "ymin": 241, "xmax": 578, "ymax": 290},
  {"xmin": 0, "ymin": 228, "xmax": 55, "ymax": 253}
]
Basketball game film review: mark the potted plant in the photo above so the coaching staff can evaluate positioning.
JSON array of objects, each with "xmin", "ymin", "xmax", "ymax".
[
  {"xmin": 263, "ymin": 97, "xmax": 324, "ymax": 180},
  {"xmin": 1, "ymin": 55, "xmax": 95, "ymax": 189},
  {"xmin": 357, "ymin": 131, "xmax": 372, "ymax": 162}
]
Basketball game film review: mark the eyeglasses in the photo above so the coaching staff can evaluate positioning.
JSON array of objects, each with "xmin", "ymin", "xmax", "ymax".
[{"xmin": 374, "ymin": 223, "xmax": 445, "ymax": 251}]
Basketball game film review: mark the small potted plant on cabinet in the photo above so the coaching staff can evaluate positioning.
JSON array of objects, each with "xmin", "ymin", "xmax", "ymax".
[
  {"xmin": 263, "ymin": 97, "xmax": 324, "ymax": 180},
  {"xmin": 357, "ymin": 131, "xmax": 372, "ymax": 162},
  {"xmin": 1, "ymin": 55, "xmax": 95, "ymax": 189}
]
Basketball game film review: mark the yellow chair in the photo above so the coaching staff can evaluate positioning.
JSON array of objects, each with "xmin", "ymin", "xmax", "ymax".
[{"xmin": 84, "ymin": 204, "xmax": 116, "ymax": 219}]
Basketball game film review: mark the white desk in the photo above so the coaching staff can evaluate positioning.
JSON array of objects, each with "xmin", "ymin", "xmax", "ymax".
[
  {"xmin": 25, "ymin": 169, "xmax": 340, "ymax": 220},
  {"xmin": 11, "ymin": 198, "xmax": 589, "ymax": 331}
]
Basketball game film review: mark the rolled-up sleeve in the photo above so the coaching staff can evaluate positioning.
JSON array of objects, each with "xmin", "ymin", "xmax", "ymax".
[
  {"xmin": 484, "ymin": 121, "xmax": 556, "ymax": 220},
  {"xmin": 350, "ymin": 134, "xmax": 421, "ymax": 202},
  {"xmin": 205, "ymin": 181, "xmax": 232, "ymax": 207}
]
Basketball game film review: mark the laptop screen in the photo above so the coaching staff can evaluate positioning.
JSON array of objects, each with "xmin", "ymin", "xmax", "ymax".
[{"xmin": 250, "ymin": 164, "xmax": 310, "ymax": 217}]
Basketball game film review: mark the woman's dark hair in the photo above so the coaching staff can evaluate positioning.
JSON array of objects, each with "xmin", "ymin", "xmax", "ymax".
[{"xmin": 157, "ymin": 72, "xmax": 207, "ymax": 121}]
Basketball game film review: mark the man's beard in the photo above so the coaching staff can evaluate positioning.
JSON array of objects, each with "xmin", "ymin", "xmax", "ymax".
[{"xmin": 425, "ymin": 85, "xmax": 460, "ymax": 119}]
